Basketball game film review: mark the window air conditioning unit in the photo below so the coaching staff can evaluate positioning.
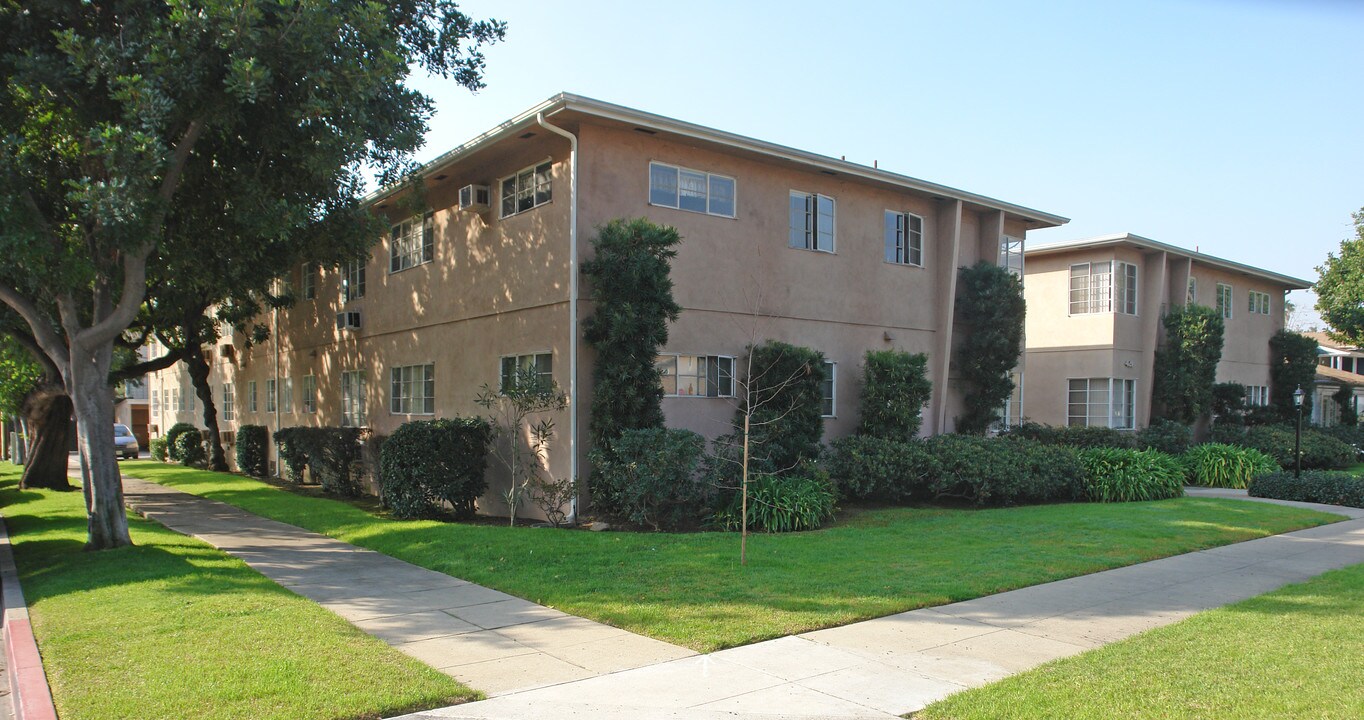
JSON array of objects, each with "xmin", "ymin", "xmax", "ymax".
[
  {"xmin": 458, "ymin": 184, "xmax": 491, "ymax": 212},
  {"xmin": 336, "ymin": 311, "xmax": 362, "ymax": 331}
]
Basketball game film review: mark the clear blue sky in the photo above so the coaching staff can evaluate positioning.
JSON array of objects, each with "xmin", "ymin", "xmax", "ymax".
[{"xmin": 409, "ymin": 0, "xmax": 1363, "ymax": 325}]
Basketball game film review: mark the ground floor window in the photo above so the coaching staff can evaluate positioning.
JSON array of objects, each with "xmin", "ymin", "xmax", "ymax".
[
  {"xmin": 656, "ymin": 354, "xmax": 735, "ymax": 397},
  {"xmin": 391, "ymin": 364, "xmax": 435, "ymax": 415},
  {"xmin": 998, "ymin": 372, "xmax": 1024, "ymax": 430},
  {"xmin": 1068, "ymin": 377, "xmax": 1135, "ymax": 429},
  {"xmin": 265, "ymin": 379, "xmax": 277, "ymax": 413},
  {"xmin": 1244, "ymin": 385, "xmax": 1270, "ymax": 407},
  {"xmin": 302, "ymin": 374, "xmax": 317, "ymax": 414},
  {"xmin": 247, "ymin": 380, "xmax": 257, "ymax": 413},
  {"xmin": 341, "ymin": 371, "xmax": 367, "ymax": 427},
  {"xmin": 821, "ymin": 361, "xmax": 837, "ymax": 418}
]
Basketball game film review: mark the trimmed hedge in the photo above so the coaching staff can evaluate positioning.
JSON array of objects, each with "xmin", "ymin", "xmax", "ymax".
[
  {"xmin": 1001, "ymin": 422, "xmax": 1135, "ymax": 450},
  {"xmin": 173, "ymin": 431, "xmax": 206, "ymax": 467},
  {"xmin": 1076, "ymin": 447, "xmax": 1185, "ymax": 502},
  {"xmin": 857, "ymin": 349, "xmax": 932, "ymax": 440},
  {"xmin": 926, "ymin": 435, "xmax": 1083, "ymax": 506},
  {"xmin": 165, "ymin": 422, "xmax": 199, "ymax": 463},
  {"xmin": 273, "ymin": 426, "xmax": 365, "ymax": 496},
  {"xmin": 1182, "ymin": 443, "xmax": 1278, "ymax": 489},
  {"xmin": 1211, "ymin": 424, "xmax": 1355, "ymax": 471},
  {"xmin": 235, "ymin": 425, "xmax": 270, "ymax": 478},
  {"xmin": 1136, "ymin": 419, "xmax": 1192, "ymax": 455},
  {"xmin": 378, "ymin": 418, "xmax": 492, "ymax": 519},
  {"xmin": 149, "ymin": 437, "xmax": 168, "ymax": 462},
  {"xmin": 713, "ymin": 464, "xmax": 837, "ymax": 533},
  {"xmin": 826, "ymin": 435, "xmax": 938, "ymax": 502},
  {"xmin": 592, "ymin": 427, "xmax": 712, "ymax": 531},
  {"xmin": 1249, "ymin": 470, "xmax": 1364, "ymax": 509}
]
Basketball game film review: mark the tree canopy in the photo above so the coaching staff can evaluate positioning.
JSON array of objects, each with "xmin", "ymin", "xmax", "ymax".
[
  {"xmin": 1315, "ymin": 208, "xmax": 1364, "ymax": 346},
  {"xmin": 0, "ymin": 0, "xmax": 503, "ymax": 549}
]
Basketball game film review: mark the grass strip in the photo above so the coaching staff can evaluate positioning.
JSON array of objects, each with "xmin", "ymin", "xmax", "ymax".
[
  {"xmin": 916, "ymin": 561, "xmax": 1364, "ymax": 719},
  {"xmin": 123, "ymin": 460, "xmax": 1341, "ymax": 652},
  {"xmin": 1, "ymin": 464, "xmax": 476, "ymax": 720}
]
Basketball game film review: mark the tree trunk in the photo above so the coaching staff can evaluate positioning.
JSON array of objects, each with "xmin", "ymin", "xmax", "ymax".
[
  {"xmin": 186, "ymin": 345, "xmax": 226, "ymax": 471},
  {"xmin": 68, "ymin": 341, "xmax": 132, "ymax": 550},
  {"xmin": 19, "ymin": 384, "xmax": 73, "ymax": 491}
]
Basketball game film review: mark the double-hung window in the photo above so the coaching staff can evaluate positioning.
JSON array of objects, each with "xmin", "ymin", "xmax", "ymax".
[
  {"xmin": 391, "ymin": 364, "xmax": 435, "ymax": 415},
  {"xmin": 152, "ymin": 389, "xmax": 160, "ymax": 420},
  {"xmin": 222, "ymin": 384, "xmax": 235, "ymax": 421},
  {"xmin": 1068, "ymin": 378, "xmax": 1136, "ymax": 429},
  {"xmin": 247, "ymin": 380, "xmax": 258, "ymax": 413},
  {"xmin": 1068, "ymin": 261, "xmax": 1137, "ymax": 315},
  {"xmin": 648, "ymin": 162, "xmax": 736, "ymax": 218},
  {"xmin": 279, "ymin": 378, "xmax": 293, "ymax": 414},
  {"xmin": 171, "ymin": 388, "xmax": 181, "ymax": 412},
  {"xmin": 884, "ymin": 211, "xmax": 924, "ymax": 266},
  {"xmin": 1248, "ymin": 291, "xmax": 1270, "ymax": 316},
  {"xmin": 500, "ymin": 353, "xmax": 553, "ymax": 393},
  {"xmin": 500, "ymin": 160, "xmax": 552, "ymax": 218},
  {"xmin": 265, "ymin": 379, "xmax": 277, "ymax": 413},
  {"xmin": 1117, "ymin": 262, "xmax": 1138, "ymax": 314},
  {"xmin": 999, "ymin": 236, "xmax": 1024, "ymax": 276},
  {"xmin": 788, "ymin": 191, "xmax": 835, "ymax": 252},
  {"xmin": 341, "ymin": 371, "xmax": 367, "ymax": 427},
  {"xmin": 302, "ymin": 375, "xmax": 317, "ymax": 414},
  {"xmin": 1245, "ymin": 385, "xmax": 1270, "ymax": 407},
  {"xmin": 389, "ymin": 213, "xmax": 434, "ymax": 273},
  {"xmin": 1216, "ymin": 283, "xmax": 1233, "ymax": 319},
  {"xmin": 301, "ymin": 262, "xmax": 318, "ymax": 300},
  {"xmin": 343, "ymin": 259, "xmax": 366, "ymax": 302},
  {"xmin": 656, "ymin": 354, "xmax": 735, "ymax": 397},
  {"xmin": 821, "ymin": 361, "xmax": 837, "ymax": 418}
]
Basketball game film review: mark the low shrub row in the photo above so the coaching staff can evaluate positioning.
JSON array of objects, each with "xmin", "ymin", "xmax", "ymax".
[
  {"xmin": 272, "ymin": 426, "xmax": 365, "ymax": 496},
  {"xmin": 1001, "ymin": 422, "xmax": 1135, "ymax": 450},
  {"xmin": 1211, "ymin": 424, "xmax": 1356, "ymax": 471},
  {"xmin": 1249, "ymin": 470, "xmax": 1364, "ymax": 509},
  {"xmin": 1075, "ymin": 447, "xmax": 1184, "ymax": 502}
]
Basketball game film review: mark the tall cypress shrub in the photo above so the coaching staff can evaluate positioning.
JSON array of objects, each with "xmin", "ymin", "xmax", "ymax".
[
  {"xmin": 734, "ymin": 340, "xmax": 827, "ymax": 474},
  {"xmin": 953, "ymin": 262, "xmax": 1025, "ymax": 435},
  {"xmin": 1152, "ymin": 305, "xmax": 1225, "ymax": 423},
  {"xmin": 858, "ymin": 349, "xmax": 932, "ymax": 440},
  {"xmin": 1269, "ymin": 329, "xmax": 1318, "ymax": 420}
]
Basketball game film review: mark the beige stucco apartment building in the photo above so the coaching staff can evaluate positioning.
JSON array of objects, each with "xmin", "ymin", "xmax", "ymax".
[
  {"xmin": 147, "ymin": 92, "xmax": 1066, "ymax": 516},
  {"xmin": 1022, "ymin": 234, "xmax": 1310, "ymax": 430}
]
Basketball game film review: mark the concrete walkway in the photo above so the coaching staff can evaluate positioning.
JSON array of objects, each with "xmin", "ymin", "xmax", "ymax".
[
  {"xmin": 116, "ymin": 477, "xmax": 693, "ymax": 695},
  {"xmin": 395, "ymin": 491, "xmax": 1364, "ymax": 720}
]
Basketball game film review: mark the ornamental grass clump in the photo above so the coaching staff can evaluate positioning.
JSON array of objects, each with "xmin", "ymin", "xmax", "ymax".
[
  {"xmin": 1076, "ymin": 447, "xmax": 1185, "ymax": 502},
  {"xmin": 1183, "ymin": 443, "xmax": 1279, "ymax": 489}
]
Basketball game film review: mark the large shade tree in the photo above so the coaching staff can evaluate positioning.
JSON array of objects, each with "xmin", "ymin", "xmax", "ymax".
[
  {"xmin": 0, "ymin": 0, "xmax": 503, "ymax": 549},
  {"xmin": 1316, "ymin": 207, "xmax": 1364, "ymax": 346}
]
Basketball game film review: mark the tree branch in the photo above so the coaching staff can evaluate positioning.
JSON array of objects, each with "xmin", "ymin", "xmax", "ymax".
[
  {"xmin": 0, "ymin": 282, "xmax": 67, "ymax": 376},
  {"xmin": 108, "ymin": 346, "xmax": 184, "ymax": 383},
  {"xmin": 3, "ymin": 326, "xmax": 62, "ymax": 380}
]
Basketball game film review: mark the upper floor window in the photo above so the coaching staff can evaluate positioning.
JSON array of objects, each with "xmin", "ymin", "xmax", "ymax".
[
  {"xmin": 343, "ymin": 259, "xmax": 366, "ymax": 302},
  {"xmin": 1069, "ymin": 261, "xmax": 1137, "ymax": 315},
  {"xmin": 390, "ymin": 213, "xmax": 433, "ymax": 273},
  {"xmin": 656, "ymin": 354, "xmax": 734, "ymax": 397},
  {"xmin": 788, "ymin": 192, "xmax": 835, "ymax": 252},
  {"xmin": 301, "ymin": 262, "xmax": 318, "ymax": 300},
  {"xmin": 821, "ymin": 361, "xmax": 837, "ymax": 418},
  {"xmin": 501, "ymin": 160, "xmax": 552, "ymax": 218},
  {"xmin": 500, "ymin": 353, "xmax": 553, "ymax": 393},
  {"xmin": 1187, "ymin": 277, "xmax": 1197, "ymax": 305},
  {"xmin": 1248, "ymin": 290, "xmax": 1271, "ymax": 316},
  {"xmin": 391, "ymin": 364, "xmax": 435, "ymax": 415},
  {"xmin": 649, "ymin": 162, "xmax": 736, "ymax": 218},
  {"xmin": 999, "ymin": 236, "xmax": 1024, "ymax": 276},
  {"xmin": 222, "ymin": 383, "xmax": 235, "ymax": 422},
  {"xmin": 1216, "ymin": 283, "xmax": 1233, "ymax": 319},
  {"xmin": 884, "ymin": 211, "xmax": 924, "ymax": 266},
  {"xmin": 151, "ymin": 389, "xmax": 160, "ymax": 419}
]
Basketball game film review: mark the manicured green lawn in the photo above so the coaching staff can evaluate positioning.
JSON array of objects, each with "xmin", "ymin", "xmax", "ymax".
[
  {"xmin": 121, "ymin": 461, "xmax": 1342, "ymax": 652},
  {"xmin": 0, "ymin": 464, "xmax": 476, "ymax": 720},
  {"xmin": 916, "ymin": 562, "xmax": 1364, "ymax": 719}
]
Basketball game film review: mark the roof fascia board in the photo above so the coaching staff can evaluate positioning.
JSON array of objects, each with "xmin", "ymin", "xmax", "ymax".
[{"xmin": 1027, "ymin": 234, "xmax": 1311, "ymax": 289}]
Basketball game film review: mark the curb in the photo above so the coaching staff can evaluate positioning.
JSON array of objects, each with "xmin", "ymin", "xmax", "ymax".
[{"xmin": 0, "ymin": 515, "xmax": 58, "ymax": 720}]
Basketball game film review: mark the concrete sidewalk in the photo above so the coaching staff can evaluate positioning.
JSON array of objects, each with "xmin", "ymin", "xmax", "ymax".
[
  {"xmin": 396, "ymin": 492, "xmax": 1364, "ymax": 720},
  {"xmin": 115, "ymin": 477, "xmax": 693, "ymax": 695}
]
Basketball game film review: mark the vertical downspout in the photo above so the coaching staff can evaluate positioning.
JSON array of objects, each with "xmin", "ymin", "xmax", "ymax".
[
  {"xmin": 273, "ymin": 303, "xmax": 280, "ymax": 475},
  {"xmin": 536, "ymin": 111, "xmax": 579, "ymax": 523}
]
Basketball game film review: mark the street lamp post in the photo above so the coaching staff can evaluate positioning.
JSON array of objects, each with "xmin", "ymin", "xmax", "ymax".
[{"xmin": 1293, "ymin": 385, "xmax": 1305, "ymax": 479}]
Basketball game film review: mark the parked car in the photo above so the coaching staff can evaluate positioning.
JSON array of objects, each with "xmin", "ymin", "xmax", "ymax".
[{"xmin": 114, "ymin": 423, "xmax": 140, "ymax": 460}]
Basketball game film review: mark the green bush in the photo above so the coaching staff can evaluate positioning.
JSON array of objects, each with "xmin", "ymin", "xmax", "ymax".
[
  {"xmin": 926, "ymin": 435, "xmax": 1083, "ymax": 506},
  {"xmin": 592, "ymin": 428, "xmax": 711, "ymax": 531},
  {"xmin": 857, "ymin": 349, "xmax": 932, "ymax": 440},
  {"xmin": 713, "ymin": 464, "xmax": 836, "ymax": 533},
  {"xmin": 1002, "ymin": 422, "xmax": 1135, "ymax": 449},
  {"xmin": 1250, "ymin": 470, "xmax": 1364, "ymax": 509},
  {"xmin": 1152, "ymin": 304, "xmax": 1224, "ymax": 423},
  {"xmin": 273, "ymin": 427, "xmax": 366, "ymax": 495},
  {"xmin": 149, "ymin": 436, "xmax": 168, "ymax": 462},
  {"xmin": 173, "ymin": 431, "xmax": 206, "ymax": 467},
  {"xmin": 1315, "ymin": 424, "xmax": 1364, "ymax": 460},
  {"xmin": 1211, "ymin": 424, "xmax": 1355, "ymax": 471},
  {"xmin": 1076, "ymin": 447, "xmax": 1185, "ymax": 502},
  {"xmin": 737, "ymin": 340, "xmax": 827, "ymax": 474},
  {"xmin": 1136, "ymin": 419, "xmax": 1192, "ymax": 455},
  {"xmin": 165, "ymin": 422, "xmax": 199, "ymax": 463},
  {"xmin": 378, "ymin": 418, "xmax": 492, "ymax": 519},
  {"xmin": 234, "ymin": 425, "xmax": 270, "ymax": 478},
  {"xmin": 825, "ymin": 435, "xmax": 939, "ymax": 502},
  {"xmin": 1182, "ymin": 443, "xmax": 1279, "ymax": 488},
  {"xmin": 953, "ymin": 262, "xmax": 1025, "ymax": 434}
]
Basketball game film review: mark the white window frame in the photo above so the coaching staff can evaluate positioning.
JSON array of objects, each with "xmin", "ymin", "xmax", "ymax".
[
  {"xmin": 1068, "ymin": 261, "xmax": 1136, "ymax": 316},
  {"xmin": 998, "ymin": 372, "xmax": 1025, "ymax": 430},
  {"xmin": 1245, "ymin": 385, "xmax": 1270, "ymax": 407},
  {"xmin": 884, "ymin": 210, "xmax": 925, "ymax": 267},
  {"xmin": 1067, "ymin": 377, "xmax": 1135, "ymax": 429},
  {"xmin": 1116, "ymin": 262, "xmax": 1138, "ymax": 315},
  {"xmin": 222, "ymin": 383, "xmax": 235, "ymax": 422},
  {"xmin": 279, "ymin": 378, "xmax": 293, "ymax": 414},
  {"xmin": 343, "ymin": 259, "xmax": 366, "ymax": 303},
  {"xmin": 1216, "ymin": 283, "xmax": 1234, "ymax": 319},
  {"xmin": 389, "ymin": 213, "xmax": 434, "ymax": 274},
  {"xmin": 499, "ymin": 159, "xmax": 553, "ymax": 219},
  {"xmin": 341, "ymin": 371, "xmax": 367, "ymax": 427},
  {"xmin": 265, "ymin": 379, "xmax": 277, "ymax": 413},
  {"xmin": 247, "ymin": 380, "xmax": 257, "ymax": 413},
  {"xmin": 1248, "ymin": 290, "xmax": 1270, "ymax": 316},
  {"xmin": 788, "ymin": 191, "xmax": 836, "ymax": 253},
  {"xmin": 302, "ymin": 374, "xmax": 317, "ymax": 414},
  {"xmin": 390, "ymin": 364, "xmax": 435, "ymax": 415},
  {"xmin": 151, "ymin": 389, "xmax": 160, "ymax": 419},
  {"xmin": 648, "ymin": 161, "xmax": 737, "ymax": 218},
  {"xmin": 655, "ymin": 354, "xmax": 736, "ymax": 398},
  {"xmin": 999, "ymin": 236, "xmax": 1024, "ymax": 277},
  {"xmin": 821, "ymin": 360, "xmax": 837, "ymax": 418},
  {"xmin": 172, "ymin": 388, "xmax": 180, "ymax": 412},
  {"xmin": 300, "ymin": 262, "xmax": 318, "ymax": 300},
  {"xmin": 499, "ymin": 352, "xmax": 554, "ymax": 393},
  {"xmin": 1187, "ymin": 276, "xmax": 1197, "ymax": 305}
]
